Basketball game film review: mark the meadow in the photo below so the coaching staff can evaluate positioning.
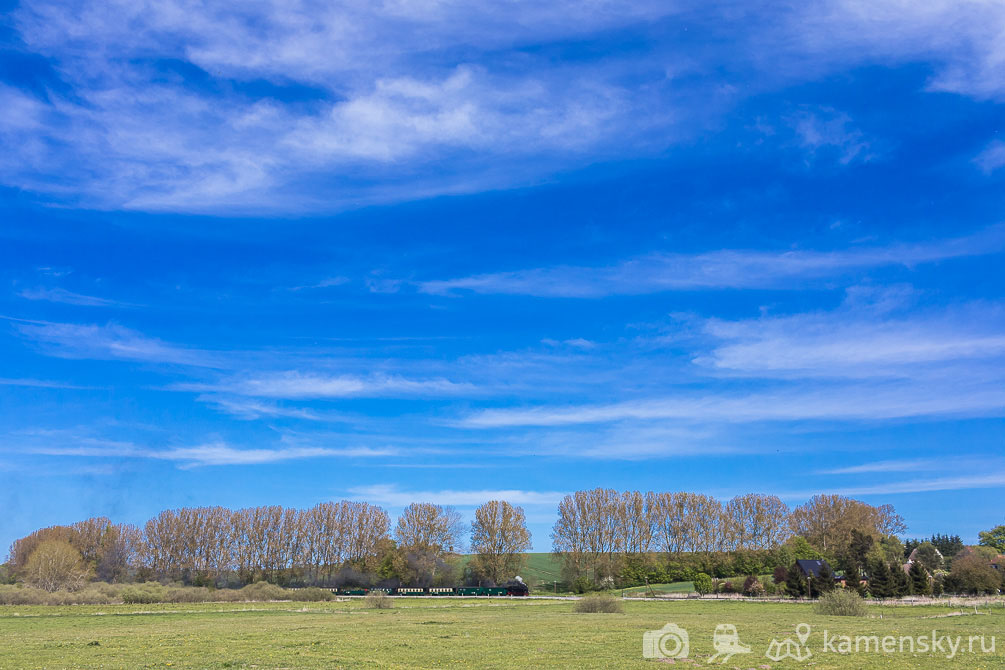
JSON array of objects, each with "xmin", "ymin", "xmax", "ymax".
[{"xmin": 1, "ymin": 597, "xmax": 1001, "ymax": 669}]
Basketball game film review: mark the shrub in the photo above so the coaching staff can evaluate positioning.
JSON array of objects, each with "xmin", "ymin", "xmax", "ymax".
[
  {"xmin": 363, "ymin": 591, "xmax": 393, "ymax": 609},
  {"xmin": 742, "ymin": 576, "xmax": 765, "ymax": 596},
  {"xmin": 813, "ymin": 589, "xmax": 868, "ymax": 617},
  {"xmin": 292, "ymin": 587, "xmax": 332, "ymax": 602},
  {"xmin": 121, "ymin": 583, "xmax": 166, "ymax": 604},
  {"xmin": 572, "ymin": 593, "xmax": 623, "ymax": 613},
  {"xmin": 692, "ymin": 573, "xmax": 713, "ymax": 595},
  {"xmin": 0, "ymin": 584, "xmax": 49, "ymax": 605},
  {"xmin": 238, "ymin": 582, "xmax": 289, "ymax": 602},
  {"xmin": 164, "ymin": 587, "xmax": 215, "ymax": 603},
  {"xmin": 47, "ymin": 587, "xmax": 114, "ymax": 605}
]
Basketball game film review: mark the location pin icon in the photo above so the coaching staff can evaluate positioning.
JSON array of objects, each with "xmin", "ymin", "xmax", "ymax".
[{"xmin": 796, "ymin": 623, "xmax": 811, "ymax": 645}]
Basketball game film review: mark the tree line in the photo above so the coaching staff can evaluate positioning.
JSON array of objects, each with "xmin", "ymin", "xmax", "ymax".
[
  {"xmin": 550, "ymin": 490, "xmax": 914, "ymax": 590},
  {"xmin": 6, "ymin": 500, "xmax": 531, "ymax": 591},
  {"xmin": 7, "ymin": 490, "xmax": 1002, "ymax": 597}
]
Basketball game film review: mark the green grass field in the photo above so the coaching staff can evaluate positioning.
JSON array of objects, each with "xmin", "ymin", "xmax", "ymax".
[{"xmin": 1, "ymin": 597, "xmax": 1001, "ymax": 669}]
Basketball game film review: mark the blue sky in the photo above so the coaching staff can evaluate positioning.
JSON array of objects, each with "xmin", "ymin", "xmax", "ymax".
[{"xmin": 2, "ymin": 1, "xmax": 1005, "ymax": 554}]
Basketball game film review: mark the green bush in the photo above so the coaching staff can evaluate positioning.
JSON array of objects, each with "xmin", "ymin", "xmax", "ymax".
[
  {"xmin": 363, "ymin": 592, "xmax": 393, "ymax": 609},
  {"xmin": 693, "ymin": 573, "xmax": 714, "ymax": 595},
  {"xmin": 572, "ymin": 593, "xmax": 623, "ymax": 613},
  {"xmin": 813, "ymin": 589, "xmax": 868, "ymax": 617}
]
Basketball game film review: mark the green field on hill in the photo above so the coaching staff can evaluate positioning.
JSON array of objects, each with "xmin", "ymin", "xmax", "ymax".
[
  {"xmin": 1, "ymin": 597, "xmax": 1001, "ymax": 669},
  {"xmin": 459, "ymin": 552, "xmax": 565, "ymax": 590}
]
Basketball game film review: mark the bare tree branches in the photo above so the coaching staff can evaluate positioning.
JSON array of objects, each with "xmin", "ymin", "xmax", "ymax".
[{"xmin": 470, "ymin": 500, "xmax": 532, "ymax": 584}]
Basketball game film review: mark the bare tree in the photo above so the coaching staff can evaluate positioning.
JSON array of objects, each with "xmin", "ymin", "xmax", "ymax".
[
  {"xmin": 551, "ymin": 488, "xmax": 622, "ymax": 584},
  {"xmin": 790, "ymin": 494, "xmax": 905, "ymax": 555},
  {"xmin": 24, "ymin": 540, "xmax": 88, "ymax": 592},
  {"xmin": 726, "ymin": 494, "xmax": 790, "ymax": 550},
  {"xmin": 395, "ymin": 503, "xmax": 463, "ymax": 586},
  {"xmin": 395, "ymin": 503, "xmax": 463, "ymax": 553},
  {"xmin": 470, "ymin": 500, "xmax": 532, "ymax": 584}
]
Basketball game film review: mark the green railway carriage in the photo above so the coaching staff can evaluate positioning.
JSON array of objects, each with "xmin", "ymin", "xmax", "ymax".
[
  {"xmin": 331, "ymin": 582, "xmax": 527, "ymax": 597},
  {"xmin": 455, "ymin": 586, "xmax": 508, "ymax": 596}
]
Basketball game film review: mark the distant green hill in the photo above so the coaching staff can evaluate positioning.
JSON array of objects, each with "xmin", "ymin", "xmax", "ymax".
[{"xmin": 459, "ymin": 553, "xmax": 564, "ymax": 590}]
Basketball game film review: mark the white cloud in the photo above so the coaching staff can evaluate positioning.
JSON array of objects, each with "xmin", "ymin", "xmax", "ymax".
[
  {"xmin": 0, "ymin": 378, "xmax": 98, "ymax": 390},
  {"xmin": 4, "ymin": 1, "xmax": 1005, "ymax": 212},
  {"xmin": 13, "ymin": 319, "xmax": 220, "ymax": 367},
  {"xmin": 817, "ymin": 458, "xmax": 942, "ymax": 475},
  {"xmin": 793, "ymin": 1, "xmax": 1005, "ymax": 100},
  {"xmin": 18, "ymin": 287, "xmax": 133, "ymax": 307},
  {"xmin": 183, "ymin": 371, "xmax": 473, "ymax": 399},
  {"xmin": 420, "ymin": 227, "xmax": 1005, "ymax": 297},
  {"xmin": 697, "ymin": 295, "xmax": 1005, "ymax": 377},
  {"xmin": 152, "ymin": 443, "xmax": 397, "ymax": 467},
  {"xmin": 347, "ymin": 483, "xmax": 566, "ymax": 507},
  {"xmin": 19, "ymin": 437, "xmax": 396, "ymax": 467},
  {"xmin": 974, "ymin": 140, "xmax": 1005, "ymax": 173},
  {"xmin": 195, "ymin": 395, "xmax": 322, "ymax": 421},
  {"xmin": 459, "ymin": 381, "xmax": 1005, "ymax": 428},
  {"xmin": 780, "ymin": 471, "xmax": 1005, "ymax": 498},
  {"xmin": 790, "ymin": 107, "xmax": 872, "ymax": 164},
  {"xmin": 1, "ymin": 1, "xmax": 676, "ymax": 212}
]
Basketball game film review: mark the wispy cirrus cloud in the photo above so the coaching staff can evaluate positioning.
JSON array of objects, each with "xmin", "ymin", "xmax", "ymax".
[
  {"xmin": 195, "ymin": 395, "xmax": 322, "ymax": 421},
  {"xmin": 0, "ymin": 377, "xmax": 99, "ymax": 390},
  {"xmin": 18, "ymin": 287, "xmax": 134, "ymax": 308},
  {"xmin": 790, "ymin": 106, "xmax": 873, "ymax": 165},
  {"xmin": 419, "ymin": 227, "xmax": 1005, "ymax": 297},
  {"xmin": 974, "ymin": 140, "xmax": 1005, "ymax": 174},
  {"xmin": 181, "ymin": 371, "xmax": 474, "ymax": 399},
  {"xmin": 817, "ymin": 458, "xmax": 945, "ymax": 475},
  {"xmin": 17, "ymin": 437, "xmax": 397, "ymax": 467},
  {"xmin": 11, "ymin": 319, "xmax": 221, "ymax": 367},
  {"xmin": 5, "ymin": 1, "xmax": 1005, "ymax": 212},
  {"xmin": 779, "ymin": 471, "xmax": 1005, "ymax": 499},
  {"xmin": 793, "ymin": 1, "xmax": 1005, "ymax": 101},
  {"xmin": 459, "ymin": 380, "xmax": 1005, "ymax": 428},
  {"xmin": 3, "ymin": 1, "xmax": 679, "ymax": 212},
  {"xmin": 696, "ymin": 292, "xmax": 1005, "ymax": 378},
  {"xmin": 346, "ymin": 484, "xmax": 566, "ymax": 508}
]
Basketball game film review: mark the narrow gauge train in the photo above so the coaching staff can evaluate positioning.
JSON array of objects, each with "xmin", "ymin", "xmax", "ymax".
[{"xmin": 334, "ymin": 583, "xmax": 529, "ymax": 597}]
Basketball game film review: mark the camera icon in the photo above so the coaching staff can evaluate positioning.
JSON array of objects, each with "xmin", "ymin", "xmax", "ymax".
[{"xmin": 642, "ymin": 622, "xmax": 690, "ymax": 659}]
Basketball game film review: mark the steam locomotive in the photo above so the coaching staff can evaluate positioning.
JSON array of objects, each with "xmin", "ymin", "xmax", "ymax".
[{"xmin": 334, "ymin": 579, "xmax": 529, "ymax": 597}]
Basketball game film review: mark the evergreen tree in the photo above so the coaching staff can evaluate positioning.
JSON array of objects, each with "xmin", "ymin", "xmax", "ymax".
[
  {"xmin": 891, "ymin": 562, "xmax": 910, "ymax": 597},
  {"xmin": 816, "ymin": 562, "xmax": 836, "ymax": 593},
  {"xmin": 869, "ymin": 559, "xmax": 892, "ymax": 599},
  {"xmin": 786, "ymin": 562, "xmax": 806, "ymax": 597},
  {"xmin": 932, "ymin": 573, "xmax": 945, "ymax": 596},
  {"xmin": 847, "ymin": 530, "xmax": 875, "ymax": 567},
  {"xmin": 931, "ymin": 534, "xmax": 964, "ymax": 558},
  {"xmin": 909, "ymin": 561, "xmax": 931, "ymax": 595},
  {"xmin": 845, "ymin": 564, "xmax": 868, "ymax": 597},
  {"xmin": 904, "ymin": 538, "xmax": 920, "ymax": 558}
]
